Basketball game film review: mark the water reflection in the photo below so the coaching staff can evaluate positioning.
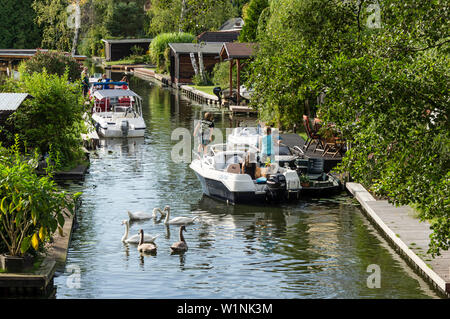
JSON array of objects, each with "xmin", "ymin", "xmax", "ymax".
[{"xmin": 54, "ymin": 75, "xmax": 439, "ymax": 299}]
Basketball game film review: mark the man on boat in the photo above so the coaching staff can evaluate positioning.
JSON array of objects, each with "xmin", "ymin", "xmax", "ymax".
[{"xmin": 194, "ymin": 112, "xmax": 215, "ymax": 155}]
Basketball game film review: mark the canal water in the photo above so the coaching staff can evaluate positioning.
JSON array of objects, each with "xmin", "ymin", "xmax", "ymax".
[{"xmin": 54, "ymin": 74, "xmax": 438, "ymax": 298}]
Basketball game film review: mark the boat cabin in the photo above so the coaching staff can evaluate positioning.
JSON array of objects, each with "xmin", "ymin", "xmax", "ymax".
[{"xmin": 92, "ymin": 89, "xmax": 142, "ymax": 115}]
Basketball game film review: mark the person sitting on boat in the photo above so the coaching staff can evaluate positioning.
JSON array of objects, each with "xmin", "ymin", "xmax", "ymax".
[
  {"xmin": 241, "ymin": 152, "xmax": 258, "ymax": 179},
  {"xmin": 194, "ymin": 112, "xmax": 214, "ymax": 155},
  {"xmin": 101, "ymin": 74, "xmax": 111, "ymax": 87}
]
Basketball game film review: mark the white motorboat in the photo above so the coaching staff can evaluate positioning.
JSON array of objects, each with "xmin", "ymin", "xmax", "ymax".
[
  {"xmin": 91, "ymin": 89, "xmax": 146, "ymax": 138},
  {"xmin": 189, "ymin": 143, "xmax": 301, "ymax": 204}
]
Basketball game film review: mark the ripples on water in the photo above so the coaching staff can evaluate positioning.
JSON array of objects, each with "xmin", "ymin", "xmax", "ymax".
[{"xmin": 54, "ymin": 75, "xmax": 437, "ymax": 299}]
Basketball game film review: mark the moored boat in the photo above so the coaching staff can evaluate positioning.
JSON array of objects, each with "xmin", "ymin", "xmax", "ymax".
[
  {"xmin": 91, "ymin": 89, "xmax": 146, "ymax": 138},
  {"xmin": 189, "ymin": 143, "xmax": 301, "ymax": 204}
]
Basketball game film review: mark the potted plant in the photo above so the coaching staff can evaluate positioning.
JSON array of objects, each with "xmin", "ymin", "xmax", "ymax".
[
  {"xmin": 0, "ymin": 140, "xmax": 80, "ymax": 272},
  {"xmin": 300, "ymin": 174, "xmax": 311, "ymax": 187}
]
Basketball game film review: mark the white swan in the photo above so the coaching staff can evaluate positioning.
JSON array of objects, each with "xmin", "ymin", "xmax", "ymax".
[
  {"xmin": 121, "ymin": 220, "xmax": 159, "ymax": 244},
  {"xmin": 127, "ymin": 207, "xmax": 165, "ymax": 221},
  {"xmin": 170, "ymin": 225, "xmax": 188, "ymax": 253},
  {"xmin": 137, "ymin": 229, "xmax": 157, "ymax": 254},
  {"xmin": 163, "ymin": 206, "xmax": 199, "ymax": 225}
]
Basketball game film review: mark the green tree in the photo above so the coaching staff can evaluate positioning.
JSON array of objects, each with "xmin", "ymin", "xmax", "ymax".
[
  {"xmin": 33, "ymin": 0, "xmax": 74, "ymax": 52},
  {"xmin": 147, "ymin": 0, "xmax": 236, "ymax": 36},
  {"xmin": 20, "ymin": 50, "xmax": 83, "ymax": 81},
  {"xmin": 239, "ymin": 0, "xmax": 268, "ymax": 42},
  {"xmin": 247, "ymin": 0, "xmax": 449, "ymax": 255},
  {"xmin": 0, "ymin": 0, "xmax": 42, "ymax": 49},
  {"xmin": 104, "ymin": 1, "xmax": 146, "ymax": 38}
]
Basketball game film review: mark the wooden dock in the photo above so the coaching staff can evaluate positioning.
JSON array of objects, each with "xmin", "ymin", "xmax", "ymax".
[
  {"xmin": 133, "ymin": 67, "xmax": 172, "ymax": 86},
  {"xmin": 179, "ymin": 85, "xmax": 220, "ymax": 105},
  {"xmin": 229, "ymin": 104, "xmax": 256, "ymax": 114},
  {"xmin": 347, "ymin": 182, "xmax": 450, "ymax": 297}
]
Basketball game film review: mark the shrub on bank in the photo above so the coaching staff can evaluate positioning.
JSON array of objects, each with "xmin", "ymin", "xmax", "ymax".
[
  {"xmin": 0, "ymin": 140, "xmax": 80, "ymax": 257},
  {"xmin": 20, "ymin": 50, "xmax": 83, "ymax": 82},
  {"xmin": 5, "ymin": 70, "xmax": 86, "ymax": 170}
]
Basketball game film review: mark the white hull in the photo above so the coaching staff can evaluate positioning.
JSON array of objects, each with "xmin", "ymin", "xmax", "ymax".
[
  {"xmin": 92, "ymin": 112, "xmax": 146, "ymax": 138},
  {"xmin": 189, "ymin": 148, "xmax": 301, "ymax": 204}
]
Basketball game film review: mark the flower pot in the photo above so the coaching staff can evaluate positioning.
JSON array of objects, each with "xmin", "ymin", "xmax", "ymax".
[
  {"xmin": 0, "ymin": 254, "xmax": 33, "ymax": 272},
  {"xmin": 301, "ymin": 182, "xmax": 310, "ymax": 187}
]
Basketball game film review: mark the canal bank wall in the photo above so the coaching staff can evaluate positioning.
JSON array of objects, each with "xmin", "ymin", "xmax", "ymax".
[{"xmin": 346, "ymin": 182, "xmax": 450, "ymax": 297}]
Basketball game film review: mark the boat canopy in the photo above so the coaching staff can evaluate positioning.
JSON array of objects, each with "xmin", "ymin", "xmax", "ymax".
[
  {"xmin": 91, "ymin": 81, "xmax": 128, "ymax": 88},
  {"xmin": 93, "ymin": 89, "xmax": 141, "ymax": 100}
]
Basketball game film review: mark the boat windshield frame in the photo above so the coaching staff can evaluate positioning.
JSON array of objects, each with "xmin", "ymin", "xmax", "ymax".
[{"xmin": 92, "ymin": 89, "xmax": 143, "ymax": 116}]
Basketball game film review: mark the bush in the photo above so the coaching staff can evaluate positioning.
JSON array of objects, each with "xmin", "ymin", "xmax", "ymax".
[
  {"xmin": 20, "ymin": 50, "xmax": 83, "ymax": 82},
  {"xmin": 212, "ymin": 62, "xmax": 237, "ymax": 88},
  {"xmin": 7, "ymin": 70, "xmax": 86, "ymax": 169},
  {"xmin": 149, "ymin": 32, "xmax": 195, "ymax": 72},
  {"xmin": 0, "ymin": 140, "xmax": 80, "ymax": 257}
]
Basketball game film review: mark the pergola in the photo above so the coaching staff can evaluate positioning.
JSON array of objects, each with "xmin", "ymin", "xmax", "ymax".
[{"xmin": 219, "ymin": 42, "xmax": 257, "ymax": 105}]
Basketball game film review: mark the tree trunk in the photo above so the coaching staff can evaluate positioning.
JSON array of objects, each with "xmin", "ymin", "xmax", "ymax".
[
  {"xmin": 71, "ymin": 27, "xmax": 79, "ymax": 57},
  {"xmin": 179, "ymin": 0, "xmax": 187, "ymax": 32}
]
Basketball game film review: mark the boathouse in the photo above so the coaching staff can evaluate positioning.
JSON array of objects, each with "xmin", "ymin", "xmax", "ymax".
[
  {"xmin": 168, "ymin": 42, "xmax": 223, "ymax": 85},
  {"xmin": 101, "ymin": 38, "xmax": 153, "ymax": 61}
]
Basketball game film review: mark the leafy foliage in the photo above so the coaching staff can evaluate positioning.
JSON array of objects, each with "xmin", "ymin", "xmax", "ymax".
[
  {"xmin": 20, "ymin": 50, "xmax": 83, "ymax": 82},
  {"xmin": 212, "ymin": 61, "xmax": 237, "ymax": 89},
  {"xmin": 147, "ymin": 0, "xmax": 236, "ymax": 36},
  {"xmin": 0, "ymin": 0, "xmax": 41, "ymax": 49},
  {"xmin": 239, "ymin": 0, "xmax": 268, "ymax": 42},
  {"xmin": 32, "ymin": 0, "xmax": 74, "ymax": 52},
  {"xmin": 247, "ymin": 0, "xmax": 449, "ymax": 255},
  {"xmin": 0, "ymin": 138, "xmax": 80, "ymax": 256},
  {"xmin": 104, "ymin": 1, "xmax": 146, "ymax": 38},
  {"xmin": 6, "ymin": 70, "xmax": 86, "ymax": 169},
  {"xmin": 149, "ymin": 32, "xmax": 195, "ymax": 72}
]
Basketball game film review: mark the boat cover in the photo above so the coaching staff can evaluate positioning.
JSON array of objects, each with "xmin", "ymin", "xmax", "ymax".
[{"xmin": 93, "ymin": 89, "xmax": 141, "ymax": 100}]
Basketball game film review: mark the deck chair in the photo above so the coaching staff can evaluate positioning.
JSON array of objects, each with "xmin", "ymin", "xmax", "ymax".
[{"xmin": 302, "ymin": 115, "xmax": 323, "ymax": 152}]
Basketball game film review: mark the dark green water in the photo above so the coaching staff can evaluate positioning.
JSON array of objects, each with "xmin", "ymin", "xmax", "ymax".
[{"xmin": 54, "ymin": 74, "xmax": 438, "ymax": 298}]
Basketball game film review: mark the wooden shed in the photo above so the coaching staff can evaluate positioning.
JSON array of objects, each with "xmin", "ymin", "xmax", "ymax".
[
  {"xmin": 168, "ymin": 43, "xmax": 223, "ymax": 85},
  {"xmin": 102, "ymin": 38, "xmax": 152, "ymax": 61},
  {"xmin": 0, "ymin": 93, "xmax": 33, "ymax": 122}
]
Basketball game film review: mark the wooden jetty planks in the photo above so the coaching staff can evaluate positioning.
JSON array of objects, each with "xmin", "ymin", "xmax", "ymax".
[{"xmin": 347, "ymin": 182, "xmax": 450, "ymax": 296}]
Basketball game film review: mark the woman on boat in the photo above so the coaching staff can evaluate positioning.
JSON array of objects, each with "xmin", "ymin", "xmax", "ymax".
[
  {"xmin": 194, "ymin": 112, "xmax": 214, "ymax": 155},
  {"xmin": 259, "ymin": 126, "xmax": 277, "ymax": 165}
]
